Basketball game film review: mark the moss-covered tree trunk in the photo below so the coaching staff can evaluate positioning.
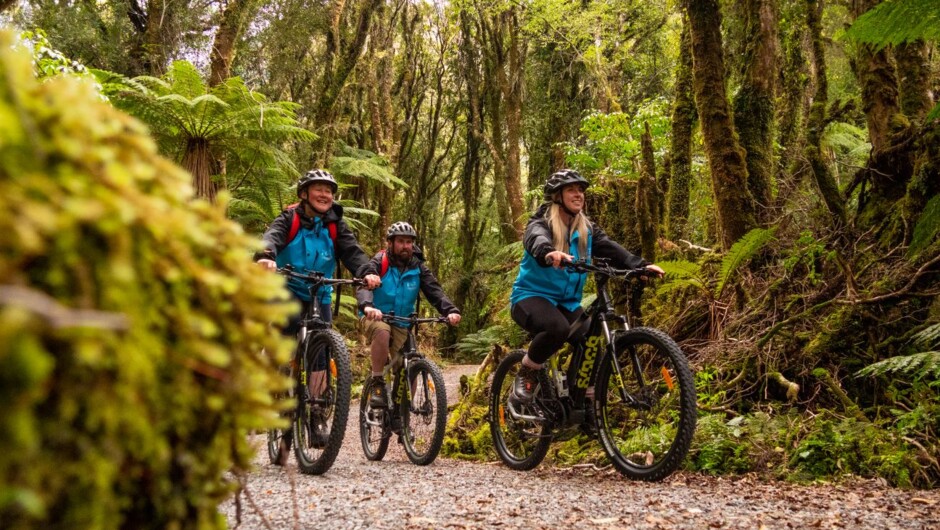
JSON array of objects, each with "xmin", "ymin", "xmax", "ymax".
[
  {"xmin": 312, "ymin": 0, "xmax": 383, "ymax": 165},
  {"xmin": 855, "ymin": 0, "xmax": 900, "ymax": 157},
  {"xmin": 684, "ymin": 0, "xmax": 758, "ymax": 249},
  {"xmin": 895, "ymin": 40, "xmax": 933, "ymax": 122},
  {"xmin": 668, "ymin": 18, "xmax": 696, "ymax": 242},
  {"xmin": 482, "ymin": 9, "xmax": 526, "ymax": 241},
  {"xmin": 804, "ymin": 0, "xmax": 846, "ymax": 224},
  {"xmin": 775, "ymin": 4, "xmax": 809, "ymax": 204},
  {"xmin": 501, "ymin": 9, "xmax": 527, "ymax": 239},
  {"xmin": 852, "ymin": 0, "xmax": 911, "ymax": 233},
  {"xmin": 365, "ymin": 10, "xmax": 396, "ymax": 231},
  {"xmin": 732, "ymin": 0, "xmax": 778, "ymax": 217},
  {"xmin": 208, "ymin": 0, "xmax": 259, "ymax": 87},
  {"xmin": 637, "ymin": 122, "xmax": 659, "ymax": 260},
  {"xmin": 450, "ymin": 10, "xmax": 489, "ymax": 340}
]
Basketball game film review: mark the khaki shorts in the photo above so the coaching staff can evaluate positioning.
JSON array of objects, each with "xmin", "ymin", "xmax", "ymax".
[{"xmin": 360, "ymin": 318, "xmax": 410, "ymax": 366}]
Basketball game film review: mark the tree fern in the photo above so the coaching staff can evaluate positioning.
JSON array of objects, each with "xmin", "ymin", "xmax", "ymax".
[
  {"xmin": 908, "ymin": 195, "xmax": 940, "ymax": 258},
  {"xmin": 716, "ymin": 227, "xmax": 776, "ymax": 298},
  {"xmin": 844, "ymin": 0, "xmax": 940, "ymax": 49},
  {"xmin": 93, "ymin": 61, "xmax": 315, "ymax": 202}
]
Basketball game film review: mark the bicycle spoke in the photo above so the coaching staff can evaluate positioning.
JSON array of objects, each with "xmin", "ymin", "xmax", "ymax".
[
  {"xmin": 489, "ymin": 351, "xmax": 551, "ymax": 470},
  {"xmin": 597, "ymin": 328, "xmax": 696, "ymax": 481},
  {"xmin": 401, "ymin": 360, "xmax": 447, "ymax": 465}
]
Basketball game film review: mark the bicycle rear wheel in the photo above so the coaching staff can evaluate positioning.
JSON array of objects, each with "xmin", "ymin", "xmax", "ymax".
[
  {"xmin": 400, "ymin": 359, "xmax": 447, "ymax": 465},
  {"xmin": 595, "ymin": 327, "xmax": 696, "ymax": 481},
  {"xmin": 293, "ymin": 329, "xmax": 351, "ymax": 475},
  {"xmin": 489, "ymin": 350, "xmax": 551, "ymax": 471},
  {"xmin": 359, "ymin": 376, "xmax": 390, "ymax": 461}
]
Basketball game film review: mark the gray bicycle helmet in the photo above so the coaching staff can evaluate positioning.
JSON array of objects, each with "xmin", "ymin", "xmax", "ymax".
[
  {"xmin": 386, "ymin": 221, "xmax": 418, "ymax": 241},
  {"xmin": 297, "ymin": 169, "xmax": 338, "ymax": 196},
  {"xmin": 543, "ymin": 169, "xmax": 590, "ymax": 199}
]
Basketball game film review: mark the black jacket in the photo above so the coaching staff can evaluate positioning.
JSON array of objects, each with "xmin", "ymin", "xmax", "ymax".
[
  {"xmin": 356, "ymin": 247, "xmax": 460, "ymax": 316},
  {"xmin": 256, "ymin": 203, "xmax": 372, "ymax": 277}
]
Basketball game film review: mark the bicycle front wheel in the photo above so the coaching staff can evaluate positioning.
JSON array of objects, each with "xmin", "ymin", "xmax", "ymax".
[
  {"xmin": 293, "ymin": 329, "xmax": 352, "ymax": 475},
  {"xmin": 489, "ymin": 350, "xmax": 551, "ymax": 471},
  {"xmin": 400, "ymin": 359, "xmax": 447, "ymax": 465},
  {"xmin": 595, "ymin": 327, "xmax": 696, "ymax": 481},
  {"xmin": 359, "ymin": 376, "xmax": 390, "ymax": 461}
]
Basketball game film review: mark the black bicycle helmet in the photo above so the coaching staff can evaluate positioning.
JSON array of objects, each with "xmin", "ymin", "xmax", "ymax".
[
  {"xmin": 297, "ymin": 169, "xmax": 338, "ymax": 196},
  {"xmin": 543, "ymin": 169, "xmax": 590, "ymax": 199},
  {"xmin": 386, "ymin": 221, "xmax": 418, "ymax": 241}
]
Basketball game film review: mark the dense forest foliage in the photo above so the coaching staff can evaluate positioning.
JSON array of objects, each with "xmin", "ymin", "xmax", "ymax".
[{"xmin": 2, "ymin": 0, "xmax": 939, "ymax": 500}]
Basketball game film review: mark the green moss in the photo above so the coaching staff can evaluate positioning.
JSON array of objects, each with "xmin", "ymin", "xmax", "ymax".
[{"xmin": 0, "ymin": 32, "xmax": 292, "ymax": 529}]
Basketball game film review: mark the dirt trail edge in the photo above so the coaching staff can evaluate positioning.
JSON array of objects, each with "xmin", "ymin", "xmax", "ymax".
[{"xmin": 220, "ymin": 364, "xmax": 940, "ymax": 530}]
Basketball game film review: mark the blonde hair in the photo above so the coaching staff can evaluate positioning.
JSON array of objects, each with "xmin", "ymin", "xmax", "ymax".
[{"xmin": 546, "ymin": 201, "xmax": 590, "ymax": 257}]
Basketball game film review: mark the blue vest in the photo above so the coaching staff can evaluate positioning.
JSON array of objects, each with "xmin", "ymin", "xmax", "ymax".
[
  {"xmin": 510, "ymin": 229, "xmax": 592, "ymax": 311},
  {"xmin": 372, "ymin": 265, "xmax": 421, "ymax": 328},
  {"xmin": 274, "ymin": 217, "xmax": 336, "ymax": 303}
]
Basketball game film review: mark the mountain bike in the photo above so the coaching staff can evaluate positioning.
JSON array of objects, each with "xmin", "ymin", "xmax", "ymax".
[
  {"xmin": 489, "ymin": 259, "xmax": 697, "ymax": 481},
  {"xmin": 359, "ymin": 313, "xmax": 448, "ymax": 465},
  {"xmin": 267, "ymin": 266, "xmax": 363, "ymax": 475}
]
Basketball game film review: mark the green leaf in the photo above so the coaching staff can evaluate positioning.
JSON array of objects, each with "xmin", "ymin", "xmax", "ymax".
[
  {"xmin": 717, "ymin": 228, "xmax": 776, "ymax": 298},
  {"xmin": 909, "ymin": 195, "xmax": 940, "ymax": 258},
  {"xmin": 843, "ymin": 0, "xmax": 940, "ymax": 49}
]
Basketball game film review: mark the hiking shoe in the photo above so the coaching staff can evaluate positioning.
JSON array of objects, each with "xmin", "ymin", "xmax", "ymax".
[
  {"xmin": 510, "ymin": 366, "xmax": 540, "ymax": 405},
  {"xmin": 389, "ymin": 411, "xmax": 402, "ymax": 435},
  {"xmin": 275, "ymin": 435, "xmax": 291, "ymax": 466},
  {"xmin": 580, "ymin": 400, "xmax": 598, "ymax": 439},
  {"xmin": 369, "ymin": 377, "xmax": 388, "ymax": 408},
  {"xmin": 311, "ymin": 409, "xmax": 329, "ymax": 448}
]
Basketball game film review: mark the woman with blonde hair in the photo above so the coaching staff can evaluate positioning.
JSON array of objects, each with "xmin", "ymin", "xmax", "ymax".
[{"xmin": 509, "ymin": 169, "xmax": 664, "ymax": 410}]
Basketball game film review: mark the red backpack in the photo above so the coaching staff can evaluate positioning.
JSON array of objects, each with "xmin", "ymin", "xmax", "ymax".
[
  {"xmin": 378, "ymin": 250, "xmax": 390, "ymax": 277},
  {"xmin": 285, "ymin": 203, "xmax": 337, "ymax": 244}
]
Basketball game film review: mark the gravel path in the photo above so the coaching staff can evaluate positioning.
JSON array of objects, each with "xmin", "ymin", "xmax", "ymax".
[{"xmin": 220, "ymin": 364, "xmax": 940, "ymax": 529}]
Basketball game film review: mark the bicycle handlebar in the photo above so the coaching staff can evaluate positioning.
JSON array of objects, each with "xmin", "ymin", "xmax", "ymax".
[
  {"xmin": 277, "ymin": 266, "xmax": 367, "ymax": 287},
  {"xmin": 381, "ymin": 313, "xmax": 449, "ymax": 326},
  {"xmin": 563, "ymin": 259, "xmax": 657, "ymax": 280}
]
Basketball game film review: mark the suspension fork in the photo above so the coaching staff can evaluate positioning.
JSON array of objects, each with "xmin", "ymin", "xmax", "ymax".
[{"xmin": 603, "ymin": 319, "xmax": 643, "ymax": 406}]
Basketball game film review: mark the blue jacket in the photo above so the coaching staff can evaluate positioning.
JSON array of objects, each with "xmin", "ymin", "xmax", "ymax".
[
  {"xmin": 356, "ymin": 248, "xmax": 459, "ymax": 328},
  {"xmin": 258, "ymin": 203, "xmax": 371, "ymax": 303},
  {"xmin": 510, "ymin": 203, "xmax": 647, "ymax": 311}
]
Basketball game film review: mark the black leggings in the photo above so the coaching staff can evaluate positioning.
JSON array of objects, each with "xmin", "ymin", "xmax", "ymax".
[{"xmin": 511, "ymin": 297, "xmax": 587, "ymax": 365}]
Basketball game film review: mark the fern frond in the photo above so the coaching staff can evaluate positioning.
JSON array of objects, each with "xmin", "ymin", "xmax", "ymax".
[
  {"xmin": 908, "ymin": 195, "xmax": 940, "ymax": 258},
  {"xmin": 844, "ymin": 0, "xmax": 940, "ymax": 49},
  {"xmin": 927, "ymin": 102, "xmax": 940, "ymax": 122},
  {"xmin": 717, "ymin": 227, "xmax": 776, "ymax": 298},
  {"xmin": 658, "ymin": 260, "xmax": 702, "ymax": 279},
  {"xmin": 330, "ymin": 156, "xmax": 407, "ymax": 189},
  {"xmin": 656, "ymin": 278, "xmax": 707, "ymax": 297},
  {"xmin": 454, "ymin": 326, "xmax": 508, "ymax": 358},
  {"xmin": 855, "ymin": 351, "xmax": 940, "ymax": 379},
  {"xmin": 912, "ymin": 323, "xmax": 940, "ymax": 349},
  {"xmin": 166, "ymin": 60, "xmax": 208, "ymax": 99}
]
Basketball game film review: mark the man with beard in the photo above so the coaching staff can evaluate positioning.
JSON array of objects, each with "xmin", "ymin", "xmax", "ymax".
[{"xmin": 356, "ymin": 221, "xmax": 461, "ymax": 408}]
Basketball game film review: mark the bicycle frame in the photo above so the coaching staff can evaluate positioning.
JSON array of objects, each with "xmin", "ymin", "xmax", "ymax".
[
  {"xmin": 279, "ymin": 267, "xmax": 364, "ymax": 407},
  {"xmin": 527, "ymin": 261, "xmax": 650, "ymax": 427},
  {"xmin": 383, "ymin": 313, "xmax": 447, "ymax": 408}
]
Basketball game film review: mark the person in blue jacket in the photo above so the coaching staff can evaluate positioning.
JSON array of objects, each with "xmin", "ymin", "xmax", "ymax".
[
  {"xmin": 256, "ymin": 169, "xmax": 381, "ymax": 456},
  {"xmin": 356, "ymin": 221, "xmax": 461, "ymax": 408},
  {"xmin": 510, "ymin": 169, "xmax": 664, "ymax": 408}
]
